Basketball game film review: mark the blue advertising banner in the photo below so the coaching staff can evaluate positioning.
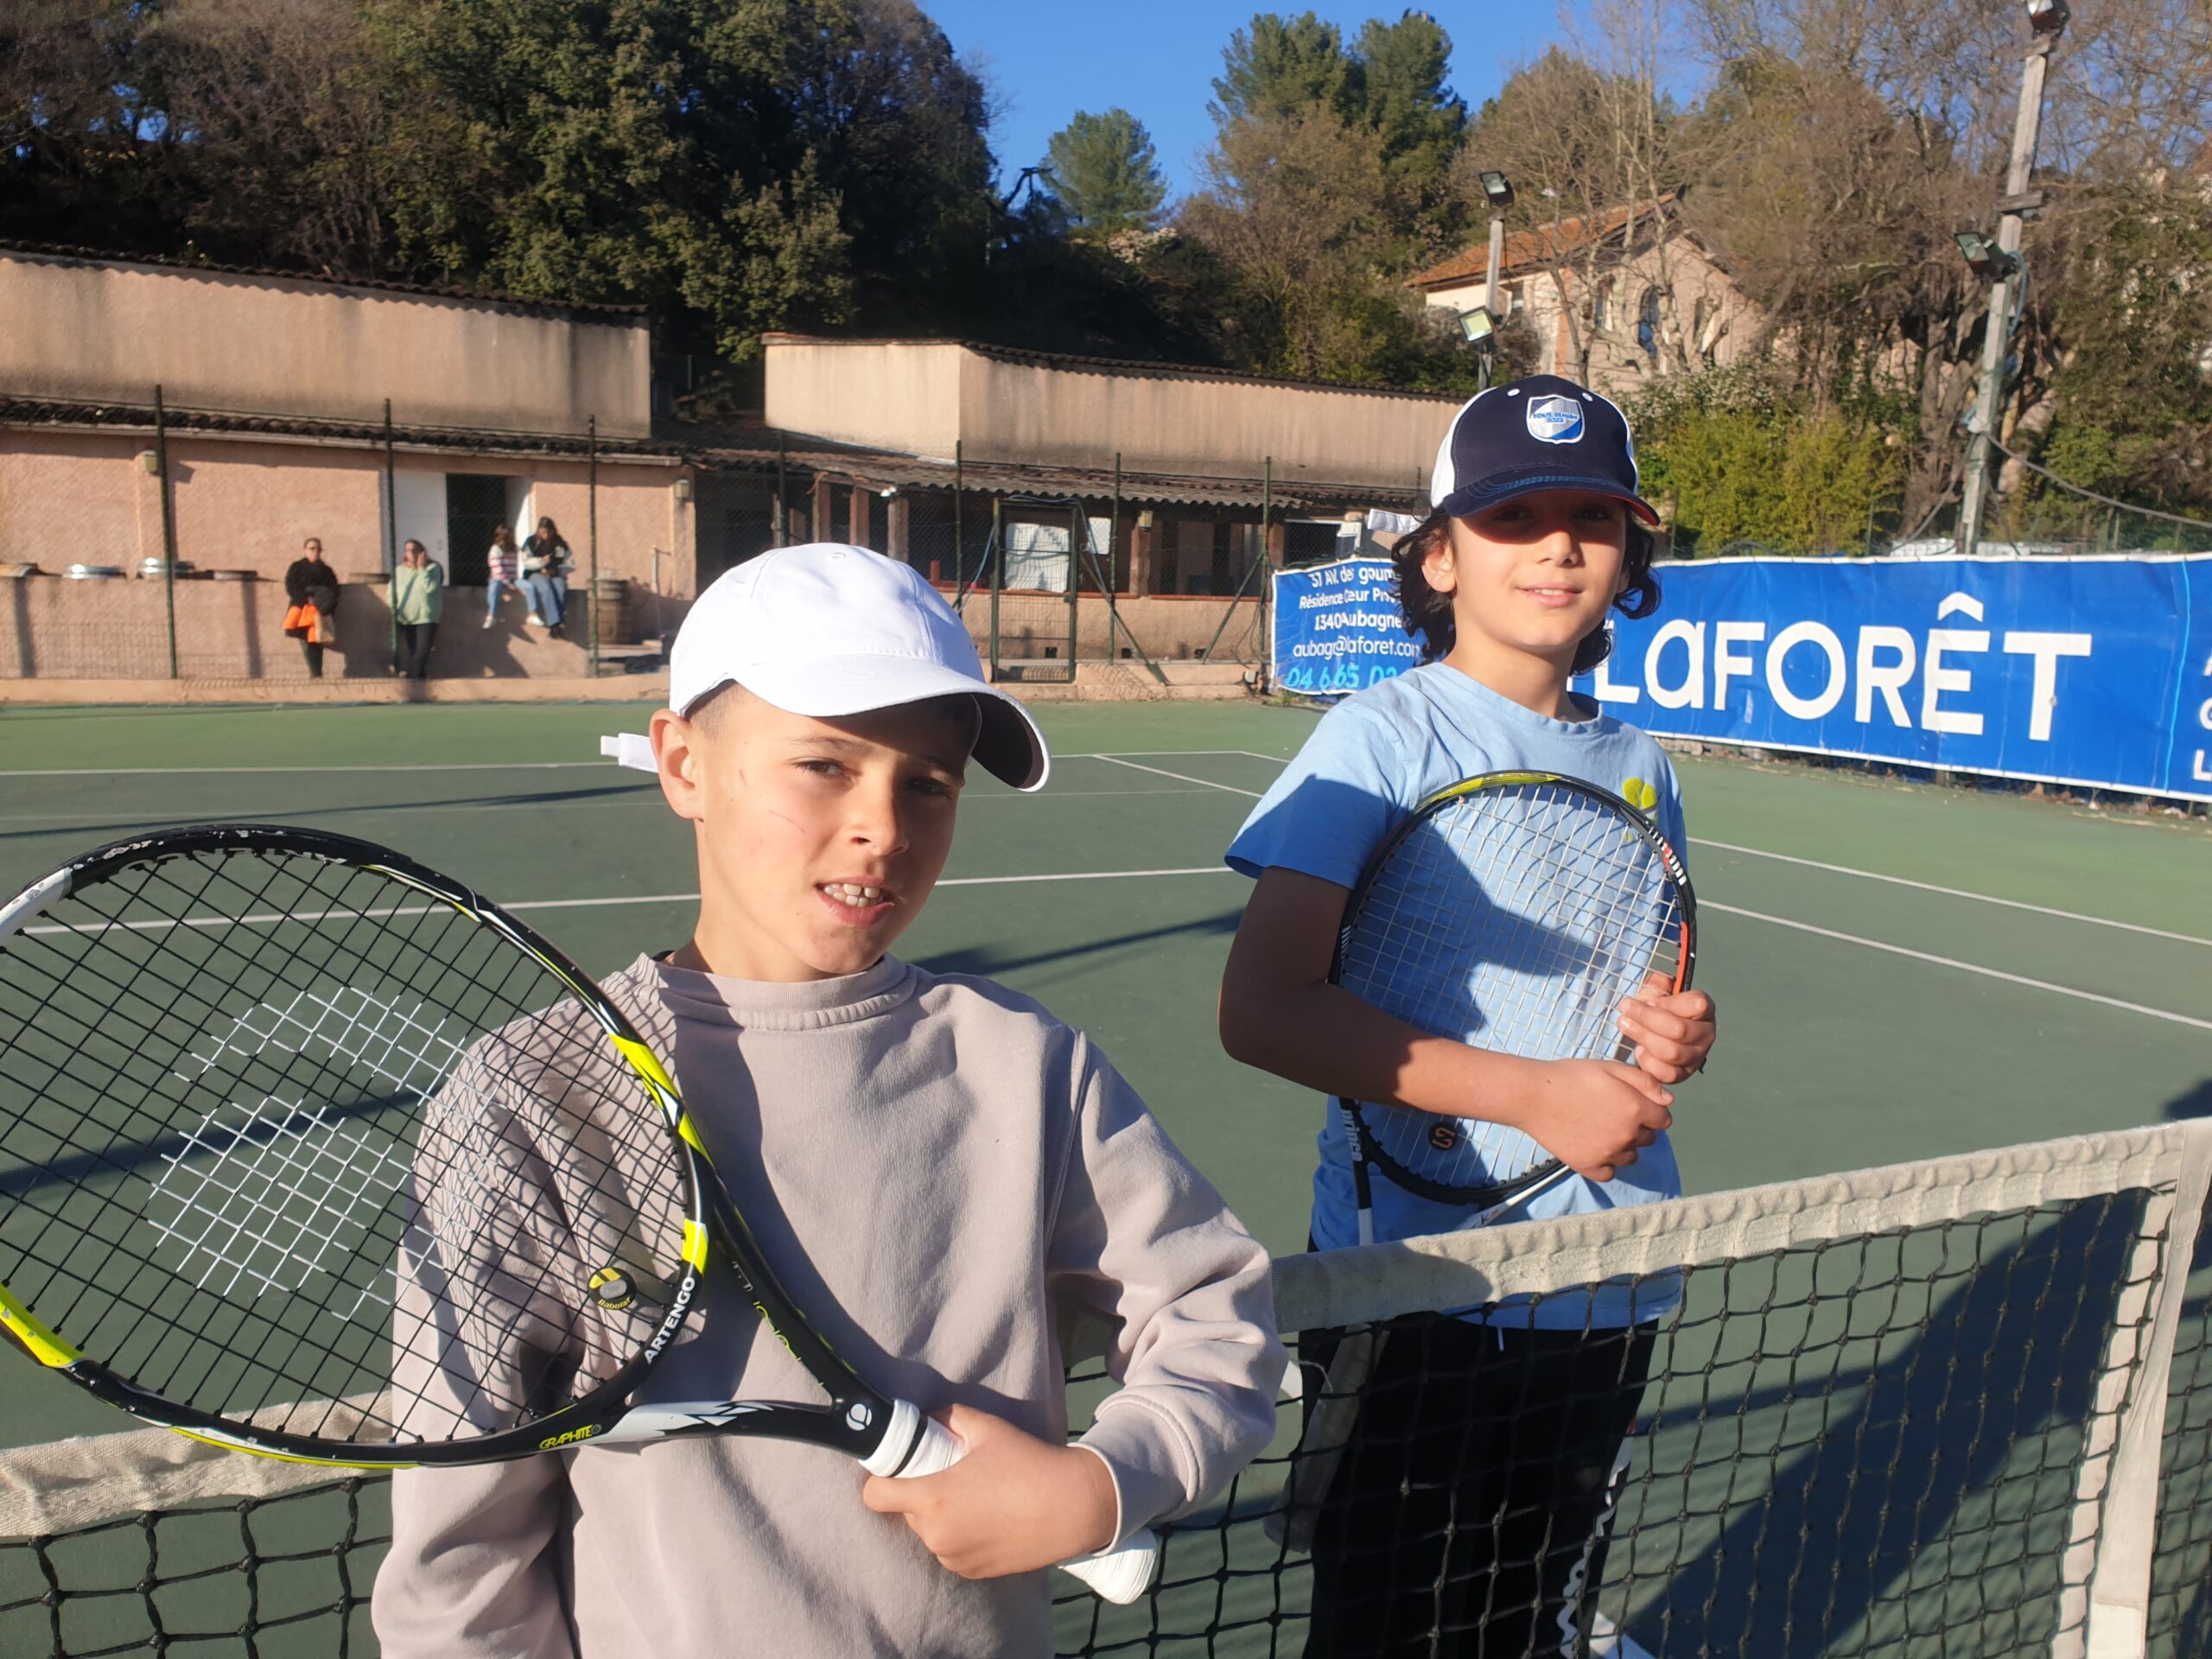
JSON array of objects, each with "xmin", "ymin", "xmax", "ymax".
[
  {"xmin": 1269, "ymin": 556, "xmax": 1422, "ymax": 698},
  {"xmin": 1273, "ymin": 554, "xmax": 2212, "ymax": 800}
]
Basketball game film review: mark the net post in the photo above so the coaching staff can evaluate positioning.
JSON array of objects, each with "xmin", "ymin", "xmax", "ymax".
[
  {"xmin": 953, "ymin": 439, "xmax": 963, "ymax": 588},
  {"xmin": 154, "ymin": 385, "xmax": 179, "ymax": 680},
  {"xmin": 587, "ymin": 414, "xmax": 601, "ymax": 675},
  {"xmin": 1258, "ymin": 455, "xmax": 1273, "ymax": 694},
  {"xmin": 383, "ymin": 399, "xmax": 398, "ymax": 676},
  {"xmin": 988, "ymin": 493, "xmax": 1004, "ymax": 679},
  {"xmin": 1064, "ymin": 499, "xmax": 1078, "ymax": 679},
  {"xmin": 774, "ymin": 433, "xmax": 788, "ymax": 547},
  {"xmin": 1109, "ymin": 452, "xmax": 1122, "ymax": 597},
  {"xmin": 2052, "ymin": 1120, "xmax": 2212, "ymax": 1659}
]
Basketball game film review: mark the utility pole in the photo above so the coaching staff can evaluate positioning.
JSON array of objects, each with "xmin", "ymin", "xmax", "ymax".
[
  {"xmin": 1959, "ymin": 26, "xmax": 2059, "ymax": 557},
  {"xmin": 1484, "ymin": 215, "xmax": 1506, "ymax": 322}
]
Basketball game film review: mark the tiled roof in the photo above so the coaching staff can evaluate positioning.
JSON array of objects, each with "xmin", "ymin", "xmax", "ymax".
[
  {"xmin": 0, "ymin": 395, "xmax": 676, "ymax": 457},
  {"xmin": 0, "ymin": 393, "xmax": 1421, "ymax": 512},
  {"xmin": 1406, "ymin": 195, "xmax": 1683, "ymax": 290}
]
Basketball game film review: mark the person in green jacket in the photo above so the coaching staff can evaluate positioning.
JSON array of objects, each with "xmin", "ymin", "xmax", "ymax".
[{"xmin": 392, "ymin": 540, "xmax": 446, "ymax": 680}]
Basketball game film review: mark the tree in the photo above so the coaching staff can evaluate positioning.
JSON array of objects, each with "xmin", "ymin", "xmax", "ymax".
[
  {"xmin": 1210, "ymin": 12, "xmax": 1355, "ymax": 128},
  {"xmin": 1350, "ymin": 12, "xmax": 1464, "ymax": 208},
  {"xmin": 1, "ymin": 0, "xmax": 195, "ymax": 254},
  {"xmin": 357, "ymin": 0, "xmax": 995, "ymax": 357},
  {"xmin": 2031, "ymin": 181, "xmax": 2212, "ymax": 524},
  {"xmin": 1042, "ymin": 109, "xmax": 1166, "ymax": 239},
  {"xmin": 1182, "ymin": 107, "xmax": 1472, "ymax": 390},
  {"xmin": 1181, "ymin": 10, "xmax": 1478, "ymax": 387}
]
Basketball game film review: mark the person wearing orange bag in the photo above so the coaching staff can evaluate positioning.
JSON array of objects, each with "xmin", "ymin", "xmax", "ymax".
[{"xmin": 283, "ymin": 536, "xmax": 341, "ymax": 679}]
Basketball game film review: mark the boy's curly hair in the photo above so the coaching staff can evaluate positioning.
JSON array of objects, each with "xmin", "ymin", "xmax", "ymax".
[{"xmin": 1389, "ymin": 505, "xmax": 1662, "ymax": 676}]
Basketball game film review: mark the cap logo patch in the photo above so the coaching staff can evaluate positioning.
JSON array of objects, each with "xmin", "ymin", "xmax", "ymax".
[{"xmin": 1527, "ymin": 395, "xmax": 1586, "ymax": 444}]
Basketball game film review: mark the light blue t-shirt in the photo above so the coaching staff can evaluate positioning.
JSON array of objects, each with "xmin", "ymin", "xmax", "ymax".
[{"xmin": 1225, "ymin": 662, "xmax": 1689, "ymax": 1328}]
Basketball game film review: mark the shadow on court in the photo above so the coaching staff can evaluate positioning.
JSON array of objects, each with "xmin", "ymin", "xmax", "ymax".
[
  {"xmin": 2164, "ymin": 1079, "xmax": 2212, "ymax": 1122},
  {"xmin": 1617, "ymin": 1193, "xmax": 2142, "ymax": 1658},
  {"xmin": 918, "ymin": 907, "xmax": 1243, "ymax": 982},
  {"xmin": 0, "ymin": 782, "xmax": 653, "ymax": 849}
]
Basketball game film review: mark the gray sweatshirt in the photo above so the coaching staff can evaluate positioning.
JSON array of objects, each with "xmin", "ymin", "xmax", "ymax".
[{"xmin": 372, "ymin": 953, "xmax": 1284, "ymax": 1658}]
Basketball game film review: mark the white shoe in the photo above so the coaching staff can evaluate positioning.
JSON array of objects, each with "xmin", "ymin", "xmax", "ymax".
[
  {"xmin": 526, "ymin": 614, "xmax": 547, "ymax": 627},
  {"xmin": 481, "ymin": 614, "xmax": 493, "ymax": 630}
]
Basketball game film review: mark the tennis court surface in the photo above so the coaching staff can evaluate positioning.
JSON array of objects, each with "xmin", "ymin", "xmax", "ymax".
[{"xmin": 3, "ymin": 700, "xmax": 2209, "ymax": 1656}]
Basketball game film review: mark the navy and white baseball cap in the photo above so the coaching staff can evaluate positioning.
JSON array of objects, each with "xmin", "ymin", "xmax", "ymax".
[
  {"xmin": 1430, "ymin": 375, "xmax": 1660, "ymax": 526},
  {"xmin": 602, "ymin": 543, "xmax": 1050, "ymax": 791}
]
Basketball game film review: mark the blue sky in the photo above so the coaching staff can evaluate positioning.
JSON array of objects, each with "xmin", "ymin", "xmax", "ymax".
[{"xmin": 921, "ymin": 3, "xmax": 1574, "ymax": 202}]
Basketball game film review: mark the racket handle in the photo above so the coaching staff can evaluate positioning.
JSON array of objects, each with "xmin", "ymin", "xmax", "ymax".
[{"xmin": 894, "ymin": 1411, "xmax": 1160, "ymax": 1604}]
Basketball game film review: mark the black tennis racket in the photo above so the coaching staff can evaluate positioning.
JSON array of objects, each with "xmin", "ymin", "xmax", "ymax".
[
  {"xmin": 1331, "ymin": 771, "xmax": 1696, "ymax": 1241},
  {"xmin": 0, "ymin": 824, "xmax": 1156, "ymax": 1601}
]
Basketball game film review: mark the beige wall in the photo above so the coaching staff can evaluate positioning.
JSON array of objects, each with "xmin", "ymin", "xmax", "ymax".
[
  {"xmin": 764, "ymin": 335, "xmax": 1460, "ymax": 490},
  {"xmin": 0, "ymin": 251, "xmax": 652, "ymax": 437},
  {"xmin": 761, "ymin": 337, "xmax": 964, "ymax": 459}
]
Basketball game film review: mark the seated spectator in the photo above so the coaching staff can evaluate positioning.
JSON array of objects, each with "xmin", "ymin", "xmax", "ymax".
[
  {"xmin": 520, "ymin": 517, "xmax": 573, "ymax": 638},
  {"xmin": 485, "ymin": 525, "xmax": 521, "ymax": 630}
]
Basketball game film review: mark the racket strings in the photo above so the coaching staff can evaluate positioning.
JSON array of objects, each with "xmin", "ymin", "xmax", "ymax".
[
  {"xmin": 0, "ymin": 847, "xmax": 690, "ymax": 1447},
  {"xmin": 1340, "ymin": 782, "xmax": 1682, "ymax": 1197},
  {"xmin": 3, "ymin": 852, "xmax": 474, "ymax": 1433}
]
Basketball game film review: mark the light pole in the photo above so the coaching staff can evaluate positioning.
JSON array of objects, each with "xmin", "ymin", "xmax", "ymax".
[
  {"xmin": 1478, "ymin": 171, "xmax": 1514, "ymax": 325},
  {"xmin": 1459, "ymin": 305, "xmax": 1499, "ymax": 390},
  {"xmin": 1957, "ymin": 0, "xmax": 2068, "ymax": 557}
]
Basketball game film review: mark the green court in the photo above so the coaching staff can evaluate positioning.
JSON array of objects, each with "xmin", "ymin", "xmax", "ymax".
[{"xmin": 3, "ymin": 696, "xmax": 2207, "ymax": 1458}]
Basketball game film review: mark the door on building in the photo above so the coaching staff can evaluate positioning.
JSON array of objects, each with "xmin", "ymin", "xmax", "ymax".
[
  {"xmin": 446, "ymin": 475, "xmax": 512, "ymax": 584},
  {"xmin": 695, "ymin": 472, "xmax": 776, "ymax": 584}
]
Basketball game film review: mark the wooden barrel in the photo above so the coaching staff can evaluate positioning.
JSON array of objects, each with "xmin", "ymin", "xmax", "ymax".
[{"xmin": 592, "ymin": 575, "xmax": 628, "ymax": 645}]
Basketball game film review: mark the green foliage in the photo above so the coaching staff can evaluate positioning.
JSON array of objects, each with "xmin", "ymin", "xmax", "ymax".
[
  {"xmin": 1185, "ymin": 11, "xmax": 1472, "ymax": 388},
  {"xmin": 1043, "ymin": 109, "xmax": 1167, "ymax": 239},
  {"xmin": 1210, "ymin": 12, "xmax": 1356, "ymax": 127},
  {"xmin": 1624, "ymin": 366, "xmax": 1913, "ymax": 554},
  {"xmin": 361, "ymin": 0, "xmax": 995, "ymax": 359},
  {"xmin": 1348, "ymin": 13, "xmax": 1464, "ymax": 198},
  {"xmin": 2034, "ymin": 184, "xmax": 2212, "ymax": 523}
]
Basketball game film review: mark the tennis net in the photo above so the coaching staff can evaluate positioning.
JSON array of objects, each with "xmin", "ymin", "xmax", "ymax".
[{"xmin": 5, "ymin": 1122, "xmax": 2209, "ymax": 1658}]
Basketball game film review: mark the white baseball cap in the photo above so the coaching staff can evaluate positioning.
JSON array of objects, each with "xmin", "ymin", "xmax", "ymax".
[{"xmin": 602, "ymin": 543, "xmax": 1050, "ymax": 791}]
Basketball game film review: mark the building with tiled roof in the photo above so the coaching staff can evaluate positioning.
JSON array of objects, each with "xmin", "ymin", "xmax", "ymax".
[{"xmin": 1407, "ymin": 194, "xmax": 1764, "ymax": 397}]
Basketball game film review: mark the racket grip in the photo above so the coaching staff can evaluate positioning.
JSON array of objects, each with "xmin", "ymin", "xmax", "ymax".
[{"xmin": 893, "ymin": 1411, "xmax": 1161, "ymax": 1603}]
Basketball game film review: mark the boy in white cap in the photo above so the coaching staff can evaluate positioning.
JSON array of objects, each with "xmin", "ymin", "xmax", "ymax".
[{"xmin": 373, "ymin": 543, "xmax": 1284, "ymax": 1658}]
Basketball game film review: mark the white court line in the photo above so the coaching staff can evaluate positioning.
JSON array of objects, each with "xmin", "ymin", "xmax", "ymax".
[
  {"xmin": 0, "ymin": 749, "xmax": 1268, "ymax": 779},
  {"xmin": 1691, "ymin": 838, "xmax": 2212, "ymax": 948},
  {"xmin": 1704, "ymin": 902, "xmax": 2212, "ymax": 1032},
  {"xmin": 0, "ymin": 762, "xmax": 613, "ymax": 777},
  {"xmin": 1219, "ymin": 748, "xmax": 2205, "ymax": 946},
  {"xmin": 17, "ymin": 868, "xmax": 1235, "ymax": 935},
  {"xmin": 1090, "ymin": 754, "xmax": 1264, "ymax": 798},
  {"xmin": 0, "ymin": 785, "xmax": 1218, "ymax": 826}
]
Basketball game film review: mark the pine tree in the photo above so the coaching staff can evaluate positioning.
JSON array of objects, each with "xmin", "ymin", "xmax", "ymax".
[{"xmin": 1042, "ymin": 109, "xmax": 1168, "ymax": 239}]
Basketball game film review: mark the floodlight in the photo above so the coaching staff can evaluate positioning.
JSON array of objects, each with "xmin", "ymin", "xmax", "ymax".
[
  {"xmin": 1478, "ymin": 171, "xmax": 1515, "ymax": 209},
  {"xmin": 1955, "ymin": 230, "xmax": 2018, "ymax": 282},
  {"xmin": 1458, "ymin": 306, "xmax": 1498, "ymax": 346}
]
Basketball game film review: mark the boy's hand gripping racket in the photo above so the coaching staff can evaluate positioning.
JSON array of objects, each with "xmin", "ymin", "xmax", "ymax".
[
  {"xmin": 0, "ymin": 825, "xmax": 1158, "ymax": 1603},
  {"xmin": 1330, "ymin": 770, "xmax": 1697, "ymax": 1243}
]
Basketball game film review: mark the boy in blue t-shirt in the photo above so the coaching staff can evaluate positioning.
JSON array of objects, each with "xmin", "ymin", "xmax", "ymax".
[{"xmin": 1219, "ymin": 377, "xmax": 1719, "ymax": 1656}]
